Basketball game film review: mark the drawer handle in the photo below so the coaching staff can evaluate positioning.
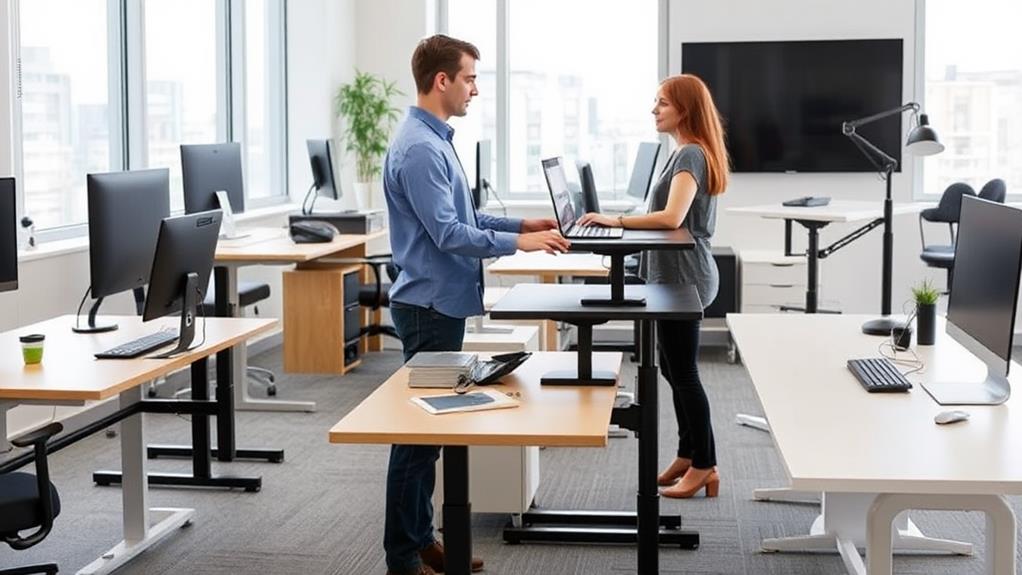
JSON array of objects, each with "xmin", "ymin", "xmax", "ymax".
[
  {"xmin": 770, "ymin": 263, "xmax": 796, "ymax": 268},
  {"xmin": 769, "ymin": 284, "xmax": 795, "ymax": 288}
]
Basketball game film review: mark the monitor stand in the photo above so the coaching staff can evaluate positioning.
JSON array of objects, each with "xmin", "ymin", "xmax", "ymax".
[
  {"xmin": 71, "ymin": 288, "xmax": 145, "ymax": 333},
  {"xmin": 922, "ymin": 367, "xmax": 1011, "ymax": 406},
  {"xmin": 151, "ymin": 272, "xmax": 200, "ymax": 359}
]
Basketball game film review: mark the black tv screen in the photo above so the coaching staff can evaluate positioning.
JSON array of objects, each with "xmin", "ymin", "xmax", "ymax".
[{"xmin": 682, "ymin": 39, "xmax": 904, "ymax": 173}]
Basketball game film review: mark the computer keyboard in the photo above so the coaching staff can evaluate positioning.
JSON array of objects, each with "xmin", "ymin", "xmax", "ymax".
[
  {"xmin": 95, "ymin": 330, "xmax": 179, "ymax": 360},
  {"xmin": 847, "ymin": 358, "xmax": 913, "ymax": 392},
  {"xmin": 566, "ymin": 225, "xmax": 625, "ymax": 239}
]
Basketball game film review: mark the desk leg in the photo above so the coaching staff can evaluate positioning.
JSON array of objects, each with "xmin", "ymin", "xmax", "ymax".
[
  {"xmin": 760, "ymin": 492, "xmax": 974, "ymax": 575},
  {"xmin": 442, "ymin": 446, "xmax": 472, "ymax": 575},
  {"xmin": 636, "ymin": 319, "xmax": 661, "ymax": 574},
  {"xmin": 541, "ymin": 275, "xmax": 559, "ymax": 351},
  {"xmin": 867, "ymin": 493, "xmax": 1015, "ymax": 575},
  {"xmin": 78, "ymin": 389, "xmax": 193, "ymax": 575}
]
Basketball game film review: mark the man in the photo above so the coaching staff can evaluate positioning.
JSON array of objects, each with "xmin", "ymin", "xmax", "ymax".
[{"xmin": 382, "ymin": 34, "xmax": 569, "ymax": 575}]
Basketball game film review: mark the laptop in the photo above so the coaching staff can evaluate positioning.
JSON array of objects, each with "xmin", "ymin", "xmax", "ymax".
[{"xmin": 542, "ymin": 157, "xmax": 624, "ymax": 239}]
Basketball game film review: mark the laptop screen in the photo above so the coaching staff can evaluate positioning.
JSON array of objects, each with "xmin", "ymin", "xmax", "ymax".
[{"xmin": 542, "ymin": 157, "xmax": 575, "ymax": 232}]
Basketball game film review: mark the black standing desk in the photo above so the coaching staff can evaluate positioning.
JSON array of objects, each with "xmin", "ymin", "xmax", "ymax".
[{"xmin": 490, "ymin": 283, "xmax": 703, "ymax": 575}]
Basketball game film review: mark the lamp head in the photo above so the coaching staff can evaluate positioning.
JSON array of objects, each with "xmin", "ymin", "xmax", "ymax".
[{"xmin": 906, "ymin": 113, "xmax": 945, "ymax": 156}]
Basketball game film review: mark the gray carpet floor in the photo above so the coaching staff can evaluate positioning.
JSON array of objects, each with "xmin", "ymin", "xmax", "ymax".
[{"xmin": 2, "ymin": 346, "xmax": 1019, "ymax": 574}]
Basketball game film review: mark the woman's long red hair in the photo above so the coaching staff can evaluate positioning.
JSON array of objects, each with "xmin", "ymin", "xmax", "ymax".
[{"xmin": 660, "ymin": 74, "xmax": 730, "ymax": 196}]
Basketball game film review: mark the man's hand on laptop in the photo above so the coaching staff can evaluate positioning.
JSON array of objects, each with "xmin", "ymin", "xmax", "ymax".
[
  {"xmin": 520, "ymin": 218, "xmax": 559, "ymax": 233},
  {"xmin": 517, "ymin": 230, "xmax": 570, "ymax": 254},
  {"xmin": 576, "ymin": 213, "xmax": 620, "ymax": 228}
]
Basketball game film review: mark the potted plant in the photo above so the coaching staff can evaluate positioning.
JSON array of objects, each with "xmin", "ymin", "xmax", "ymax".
[
  {"xmin": 334, "ymin": 70, "xmax": 403, "ymax": 209},
  {"xmin": 912, "ymin": 278, "xmax": 940, "ymax": 345}
]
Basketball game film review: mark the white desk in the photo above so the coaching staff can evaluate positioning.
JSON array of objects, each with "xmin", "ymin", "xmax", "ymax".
[
  {"xmin": 728, "ymin": 201, "xmax": 929, "ymax": 314},
  {"xmin": 727, "ymin": 313, "xmax": 1018, "ymax": 575}
]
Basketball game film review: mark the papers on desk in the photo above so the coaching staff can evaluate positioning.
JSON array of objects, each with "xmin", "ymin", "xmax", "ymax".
[
  {"xmin": 411, "ymin": 389, "xmax": 519, "ymax": 415},
  {"xmin": 406, "ymin": 352, "xmax": 478, "ymax": 388}
]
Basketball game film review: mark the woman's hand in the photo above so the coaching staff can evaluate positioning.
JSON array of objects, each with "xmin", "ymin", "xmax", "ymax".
[{"xmin": 576, "ymin": 212, "xmax": 621, "ymax": 228}]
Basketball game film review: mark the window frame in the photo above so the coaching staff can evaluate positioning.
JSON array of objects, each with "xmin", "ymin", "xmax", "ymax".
[
  {"xmin": 438, "ymin": 0, "xmax": 668, "ymax": 202},
  {"xmin": 6, "ymin": 0, "xmax": 289, "ymax": 241}
]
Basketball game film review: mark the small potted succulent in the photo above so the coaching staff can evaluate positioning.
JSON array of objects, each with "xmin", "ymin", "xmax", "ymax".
[{"xmin": 912, "ymin": 278, "xmax": 940, "ymax": 345}]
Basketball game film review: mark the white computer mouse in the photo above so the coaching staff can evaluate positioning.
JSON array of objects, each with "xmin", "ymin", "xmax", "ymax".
[{"xmin": 934, "ymin": 410, "xmax": 970, "ymax": 425}]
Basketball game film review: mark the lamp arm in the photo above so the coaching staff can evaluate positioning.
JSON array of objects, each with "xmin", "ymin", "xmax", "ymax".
[
  {"xmin": 846, "ymin": 130, "xmax": 898, "ymax": 173},
  {"xmin": 842, "ymin": 102, "xmax": 920, "ymax": 132}
]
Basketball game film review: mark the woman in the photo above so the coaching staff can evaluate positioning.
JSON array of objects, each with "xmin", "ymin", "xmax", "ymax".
[{"xmin": 578, "ymin": 74, "xmax": 729, "ymax": 498}]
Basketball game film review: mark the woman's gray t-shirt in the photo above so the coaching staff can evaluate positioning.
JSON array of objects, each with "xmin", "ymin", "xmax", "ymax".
[{"xmin": 639, "ymin": 144, "xmax": 719, "ymax": 309}]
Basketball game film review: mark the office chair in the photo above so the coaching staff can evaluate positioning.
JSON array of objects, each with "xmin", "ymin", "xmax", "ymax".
[
  {"xmin": 358, "ymin": 254, "xmax": 400, "ymax": 340},
  {"xmin": 1, "ymin": 422, "xmax": 62, "ymax": 575},
  {"xmin": 199, "ymin": 280, "xmax": 277, "ymax": 395},
  {"xmin": 979, "ymin": 178, "xmax": 1007, "ymax": 203},
  {"xmin": 919, "ymin": 182, "xmax": 975, "ymax": 292}
]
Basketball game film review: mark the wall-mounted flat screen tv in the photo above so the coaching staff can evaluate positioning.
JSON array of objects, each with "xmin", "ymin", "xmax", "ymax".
[{"xmin": 682, "ymin": 39, "xmax": 903, "ymax": 173}]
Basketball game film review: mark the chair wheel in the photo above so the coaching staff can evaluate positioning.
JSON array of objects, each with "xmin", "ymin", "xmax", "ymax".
[
  {"xmin": 147, "ymin": 387, "xmax": 158, "ymax": 398},
  {"xmin": 267, "ymin": 385, "xmax": 277, "ymax": 397}
]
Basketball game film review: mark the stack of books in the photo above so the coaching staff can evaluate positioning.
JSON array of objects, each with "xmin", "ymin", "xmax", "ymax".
[{"xmin": 406, "ymin": 352, "xmax": 479, "ymax": 388}]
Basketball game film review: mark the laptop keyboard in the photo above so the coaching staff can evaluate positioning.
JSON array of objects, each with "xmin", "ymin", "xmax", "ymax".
[{"xmin": 566, "ymin": 225, "xmax": 624, "ymax": 239}]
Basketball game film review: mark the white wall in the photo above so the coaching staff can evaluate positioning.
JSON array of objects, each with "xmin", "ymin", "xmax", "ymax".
[{"xmin": 669, "ymin": 0, "xmax": 935, "ymax": 314}]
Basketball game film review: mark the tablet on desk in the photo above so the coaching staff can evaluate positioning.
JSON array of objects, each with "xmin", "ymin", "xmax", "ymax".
[{"xmin": 411, "ymin": 389, "xmax": 519, "ymax": 415}]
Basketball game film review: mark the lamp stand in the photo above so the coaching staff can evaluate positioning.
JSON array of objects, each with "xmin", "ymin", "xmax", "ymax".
[{"xmin": 861, "ymin": 165, "xmax": 902, "ymax": 336}]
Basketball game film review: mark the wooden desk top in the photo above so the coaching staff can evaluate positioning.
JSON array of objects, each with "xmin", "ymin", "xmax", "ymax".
[
  {"xmin": 488, "ymin": 251, "xmax": 609, "ymax": 277},
  {"xmin": 0, "ymin": 315, "xmax": 277, "ymax": 402},
  {"xmin": 727, "ymin": 201, "xmax": 929, "ymax": 223},
  {"xmin": 727, "ymin": 313, "xmax": 1022, "ymax": 495},
  {"xmin": 215, "ymin": 227, "xmax": 387, "ymax": 264},
  {"xmin": 329, "ymin": 352, "xmax": 621, "ymax": 447}
]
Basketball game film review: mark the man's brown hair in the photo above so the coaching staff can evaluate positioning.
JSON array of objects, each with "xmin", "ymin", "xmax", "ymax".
[{"xmin": 412, "ymin": 34, "xmax": 480, "ymax": 95}]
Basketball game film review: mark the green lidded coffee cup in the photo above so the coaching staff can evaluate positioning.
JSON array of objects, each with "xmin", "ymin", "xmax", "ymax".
[{"xmin": 20, "ymin": 334, "xmax": 45, "ymax": 365}]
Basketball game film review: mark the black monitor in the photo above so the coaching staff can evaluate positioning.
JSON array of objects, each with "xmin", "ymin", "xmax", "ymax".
[
  {"xmin": 922, "ymin": 196, "xmax": 1022, "ymax": 406},
  {"xmin": 181, "ymin": 143, "xmax": 245, "ymax": 214},
  {"xmin": 304, "ymin": 139, "xmax": 340, "ymax": 214},
  {"xmin": 472, "ymin": 140, "xmax": 492, "ymax": 209},
  {"xmin": 576, "ymin": 160, "xmax": 600, "ymax": 213},
  {"xmin": 626, "ymin": 142, "xmax": 661, "ymax": 201},
  {"xmin": 142, "ymin": 210, "xmax": 222, "ymax": 357},
  {"xmin": 1, "ymin": 178, "xmax": 16, "ymax": 293},
  {"xmin": 75, "ymin": 169, "xmax": 170, "ymax": 333}
]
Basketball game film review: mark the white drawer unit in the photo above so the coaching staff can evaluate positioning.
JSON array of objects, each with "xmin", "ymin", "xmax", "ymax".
[{"xmin": 740, "ymin": 250, "xmax": 813, "ymax": 312}]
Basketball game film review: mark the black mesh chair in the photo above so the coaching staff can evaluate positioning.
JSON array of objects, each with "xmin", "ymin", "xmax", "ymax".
[
  {"xmin": 358, "ymin": 255, "xmax": 400, "ymax": 340},
  {"xmin": 979, "ymin": 178, "xmax": 1007, "ymax": 203},
  {"xmin": 919, "ymin": 182, "xmax": 975, "ymax": 292},
  {"xmin": 1, "ymin": 422, "xmax": 62, "ymax": 575},
  {"xmin": 199, "ymin": 281, "xmax": 277, "ymax": 395}
]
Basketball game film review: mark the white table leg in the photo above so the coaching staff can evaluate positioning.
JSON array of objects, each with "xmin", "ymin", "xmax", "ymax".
[
  {"xmin": 761, "ymin": 492, "xmax": 974, "ymax": 575},
  {"xmin": 736, "ymin": 413, "xmax": 770, "ymax": 432},
  {"xmin": 226, "ymin": 265, "xmax": 315, "ymax": 413},
  {"xmin": 867, "ymin": 493, "xmax": 1015, "ymax": 575},
  {"xmin": 78, "ymin": 389, "xmax": 193, "ymax": 575}
]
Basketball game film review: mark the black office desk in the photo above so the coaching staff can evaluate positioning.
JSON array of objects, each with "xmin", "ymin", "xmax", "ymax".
[
  {"xmin": 569, "ymin": 228, "xmax": 693, "ymax": 306},
  {"xmin": 490, "ymin": 283, "xmax": 703, "ymax": 575}
]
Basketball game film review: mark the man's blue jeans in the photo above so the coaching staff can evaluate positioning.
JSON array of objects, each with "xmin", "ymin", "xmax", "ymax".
[{"xmin": 384, "ymin": 302, "xmax": 466, "ymax": 573}]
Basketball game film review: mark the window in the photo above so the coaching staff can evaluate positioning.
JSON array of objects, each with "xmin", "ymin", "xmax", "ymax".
[
  {"xmin": 10, "ymin": 0, "xmax": 288, "ymax": 236},
  {"xmin": 447, "ymin": 0, "xmax": 659, "ymax": 199},
  {"xmin": 236, "ymin": 0, "xmax": 288, "ymax": 203},
  {"xmin": 16, "ymin": 0, "xmax": 115, "ymax": 230},
  {"xmin": 144, "ymin": 0, "xmax": 219, "ymax": 211},
  {"xmin": 923, "ymin": 0, "xmax": 1022, "ymax": 196}
]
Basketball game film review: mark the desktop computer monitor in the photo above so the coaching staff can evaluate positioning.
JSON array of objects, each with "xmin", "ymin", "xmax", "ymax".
[
  {"xmin": 77, "ymin": 169, "xmax": 171, "ymax": 333},
  {"xmin": 626, "ymin": 142, "xmax": 661, "ymax": 201},
  {"xmin": 1, "ymin": 177, "xmax": 16, "ymax": 293},
  {"xmin": 142, "ymin": 210, "xmax": 222, "ymax": 357},
  {"xmin": 472, "ymin": 140, "xmax": 492, "ymax": 209},
  {"xmin": 181, "ymin": 143, "xmax": 246, "ymax": 214},
  {"xmin": 922, "ymin": 196, "xmax": 1022, "ymax": 405},
  {"xmin": 576, "ymin": 160, "xmax": 600, "ymax": 213},
  {"xmin": 305, "ymin": 139, "xmax": 340, "ymax": 214}
]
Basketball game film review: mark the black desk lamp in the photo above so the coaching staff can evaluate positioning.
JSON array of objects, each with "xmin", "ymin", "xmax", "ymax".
[{"xmin": 842, "ymin": 102, "xmax": 944, "ymax": 335}]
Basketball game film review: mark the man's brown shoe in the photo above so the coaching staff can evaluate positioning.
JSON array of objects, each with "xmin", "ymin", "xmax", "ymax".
[
  {"xmin": 385, "ymin": 565, "xmax": 436, "ymax": 575},
  {"xmin": 419, "ymin": 541, "xmax": 484, "ymax": 573}
]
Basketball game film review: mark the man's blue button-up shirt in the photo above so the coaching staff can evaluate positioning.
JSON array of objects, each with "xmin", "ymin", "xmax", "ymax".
[{"xmin": 384, "ymin": 106, "xmax": 522, "ymax": 319}]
